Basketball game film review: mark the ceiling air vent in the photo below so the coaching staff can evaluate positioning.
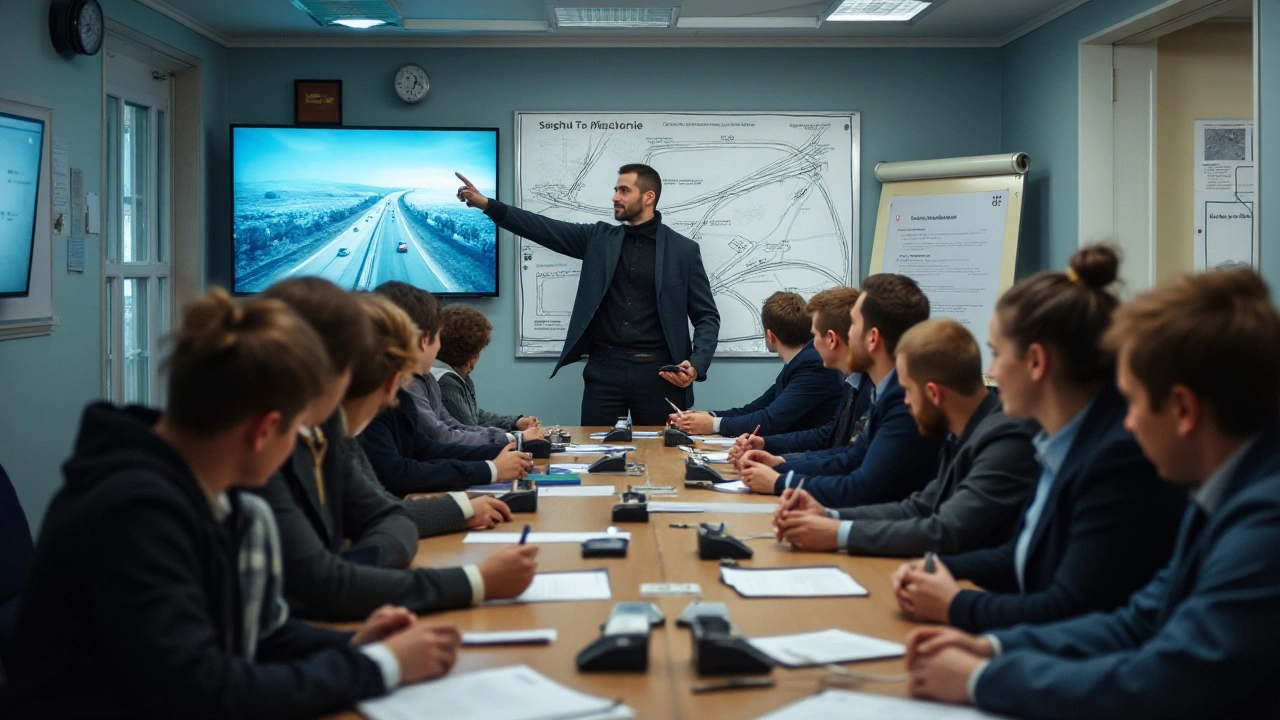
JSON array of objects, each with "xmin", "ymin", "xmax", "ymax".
[{"xmin": 553, "ymin": 7, "xmax": 675, "ymax": 28}]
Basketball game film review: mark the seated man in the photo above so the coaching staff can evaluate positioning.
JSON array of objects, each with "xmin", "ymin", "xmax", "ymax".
[
  {"xmin": 725, "ymin": 287, "xmax": 873, "ymax": 464},
  {"xmin": 907, "ymin": 268, "xmax": 1280, "ymax": 719},
  {"xmin": 434, "ymin": 305, "xmax": 539, "ymax": 431},
  {"xmin": 671, "ymin": 291, "xmax": 844, "ymax": 437},
  {"xmin": 774, "ymin": 319, "xmax": 1038, "ymax": 556},
  {"xmin": 739, "ymin": 274, "xmax": 943, "ymax": 508},
  {"xmin": 375, "ymin": 281, "xmax": 542, "ymax": 447},
  {"xmin": 258, "ymin": 280, "xmax": 535, "ymax": 622}
]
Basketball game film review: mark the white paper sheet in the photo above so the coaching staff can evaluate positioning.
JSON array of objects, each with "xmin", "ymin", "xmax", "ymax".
[
  {"xmin": 692, "ymin": 436, "xmax": 739, "ymax": 446},
  {"xmin": 461, "ymin": 629, "xmax": 557, "ymax": 646},
  {"xmin": 463, "ymin": 531, "xmax": 632, "ymax": 544},
  {"xmin": 562, "ymin": 444, "xmax": 636, "ymax": 453},
  {"xmin": 720, "ymin": 566, "xmax": 868, "ymax": 598},
  {"xmin": 748, "ymin": 629, "xmax": 904, "ymax": 667},
  {"xmin": 485, "ymin": 569, "xmax": 612, "ymax": 604},
  {"xmin": 707, "ymin": 480, "xmax": 752, "ymax": 494},
  {"xmin": 755, "ymin": 689, "xmax": 1007, "ymax": 720},
  {"xmin": 588, "ymin": 431, "xmax": 660, "ymax": 439},
  {"xmin": 358, "ymin": 665, "xmax": 632, "ymax": 720},
  {"xmin": 538, "ymin": 485, "xmax": 618, "ymax": 497},
  {"xmin": 549, "ymin": 463, "xmax": 593, "ymax": 474},
  {"xmin": 648, "ymin": 501, "xmax": 776, "ymax": 514}
]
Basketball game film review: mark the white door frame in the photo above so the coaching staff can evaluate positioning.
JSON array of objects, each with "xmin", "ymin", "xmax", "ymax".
[{"xmin": 1078, "ymin": 0, "xmax": 1259, "ymax": 292}]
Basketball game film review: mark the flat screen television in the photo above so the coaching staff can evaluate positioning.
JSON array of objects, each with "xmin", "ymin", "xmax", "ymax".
[
  {"xmin": 0, "ymin": 110, "xmax": 45, "ymax": 298},
  {"xmin": 231, "ymin": 125, "xmax": 499, "ymax": 295}
]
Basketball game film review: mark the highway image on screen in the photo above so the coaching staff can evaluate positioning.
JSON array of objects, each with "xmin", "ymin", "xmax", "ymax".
[{"xmin": 232, "ymin": 127, "xmax": 497, "ymax": 294}]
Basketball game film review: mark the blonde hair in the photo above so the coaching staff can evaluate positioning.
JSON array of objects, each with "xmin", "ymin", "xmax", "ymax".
[
  {"xmin": 163, "ymin": 288, "xmax": 328, "ymax": 435},
  {"xmin": 346, "ymin": 293, "xmax": 423, "ymax": 399}
]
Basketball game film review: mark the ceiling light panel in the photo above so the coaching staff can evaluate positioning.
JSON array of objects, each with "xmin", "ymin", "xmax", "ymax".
[
  {"xmin": 289, "ymin": 0, "xmax": 404, "ymax": 27},
  {"xmin": 826, "ymin": 0, "xmax": 931, "ymax": 22},
  {"xmin": 553, "ymin": 7, "xmax": 675, "ymax": 28}
]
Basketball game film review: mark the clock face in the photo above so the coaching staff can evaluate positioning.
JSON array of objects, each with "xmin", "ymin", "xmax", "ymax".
[
  {"xmin": 394, "ymin": 64, "xmax": 430, "ymax": 104},
  {"xmin": 75, "ymin": 0, "xmax": 103, "ymax": 56}
]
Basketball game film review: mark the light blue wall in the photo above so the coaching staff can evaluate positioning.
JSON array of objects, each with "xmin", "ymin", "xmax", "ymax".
[
  {"xmin": 0, "ymin": 0, "xmax": 225, "ymax": 529},
  {"xmin": 1261, "ymin": 0, "xmax": 1280, "ymax": 290},
  {"xmin": 223, "ymin": 46, "xmax": 1003, "ymax": 424}
]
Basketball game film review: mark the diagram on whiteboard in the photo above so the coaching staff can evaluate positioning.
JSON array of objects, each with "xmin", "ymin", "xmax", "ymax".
[{"xmin": 514, "ymin": 111, "xmax": 858, "ymax": 357}]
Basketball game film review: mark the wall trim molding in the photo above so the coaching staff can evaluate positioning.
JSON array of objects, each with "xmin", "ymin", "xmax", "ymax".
[
  {"xmin": 998, "ymin": 0, "xmax": 1092, "ymax": 46},
  {"xmin": 131, "ymin": 0, "xmax": 233, "ymax": 47}
]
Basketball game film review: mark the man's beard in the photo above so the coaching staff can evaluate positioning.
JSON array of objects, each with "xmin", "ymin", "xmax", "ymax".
[
  {"xmin": 614, "ymin": 199, "xmax": 643, "ymax": 222},
  {"xmin": 910, "ymin": 395, "xmax": 949, "ymax": 436},
  {"xmin": 845, "ymin": 338, "xmax": 873, "ymax": 374}
]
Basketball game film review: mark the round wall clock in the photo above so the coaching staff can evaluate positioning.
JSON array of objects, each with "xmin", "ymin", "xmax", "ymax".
[
  {"xmin": 50, "ymin": 0, "xmax": 104, "ymax": 58},
  {"xmin": 394, "ymin": 64, "xmax": 430, "ymax": 104}
]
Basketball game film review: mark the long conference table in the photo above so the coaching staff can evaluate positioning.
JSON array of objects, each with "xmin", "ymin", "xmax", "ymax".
[{"xmin": 331, "ymin": 428, "xmax": 929, "ymax": 719}]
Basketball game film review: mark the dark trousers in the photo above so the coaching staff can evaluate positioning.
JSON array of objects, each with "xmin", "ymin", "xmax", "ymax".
[{"xmin": 581, "ymin": 349, "xmax": 689, "ymax": 426}]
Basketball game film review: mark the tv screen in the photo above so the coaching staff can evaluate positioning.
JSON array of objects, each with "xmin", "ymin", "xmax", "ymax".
[
  {"xmin": 231, "ymin": 125, "xmax": 498, "ymax": 295},
  {"xmin": 0, "ymin": 110, "xmax": 45, "ymax": 298}
]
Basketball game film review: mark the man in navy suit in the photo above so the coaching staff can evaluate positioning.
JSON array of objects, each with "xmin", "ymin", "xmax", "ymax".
[
  {"xmin": 670, "ymin": 291, "xmax": 843, "ymax": 437},
  {"xmin": 738, "ymin": 274, "xmax": 943, "ymax": 508},
  {"xmin": 905, "ymin": 268, "xmax": 1280, "ymax": 718},
  {"xmin": 456, "ymin": 166, "xmax": 720, "ymax": 425}
]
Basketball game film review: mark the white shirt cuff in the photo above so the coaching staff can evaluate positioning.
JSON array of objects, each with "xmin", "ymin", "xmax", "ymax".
[
  {"xmin": 486, "ymin": 460, "xmax": 498, "ymax": 484},
  {"xmin": 826, "ymin": 508, "xmax": 841, "ymax": 520},
  {"xmin": 463, "ymin": 563, "xmax": 486, "ymax": 604},
  {"xmin": 507, "ymin": 432, "xmax": 517, "ymax": 443},
  {"xmin": 985, "ymin": 634, "xmax": 1003, "ymax": 656},
  {"xmin": 837, "ymin": 520, "xmax": 853, "ymax": 551},
  {"xmin": 360, "ymin": 642, "xmax": 402, "ymax": 691},
  {"xmin": 448, "ymin": 491, "xmax": 475, "ymax": 520},
  {"xmin": 711, "ymin": 416, "xmax": 722, "ymax": 433},
  {"xmin": 966, "ymin": 659, "xmax": 990, "ymax": 705}
]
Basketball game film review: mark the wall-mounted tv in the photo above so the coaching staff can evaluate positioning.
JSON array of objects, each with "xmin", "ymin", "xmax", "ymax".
[
  {"xmin": 0, "ymin": 110, "xmax": 45, "ymax": 298},
  {"xmin": 232, "ymin": 125, "xmax": 498, "ymax": 295}
]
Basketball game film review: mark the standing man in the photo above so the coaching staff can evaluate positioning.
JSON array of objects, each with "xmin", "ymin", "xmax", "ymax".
[{"xmin": 456, "ymin": 165, "xmax": 720, "ymax": 425}]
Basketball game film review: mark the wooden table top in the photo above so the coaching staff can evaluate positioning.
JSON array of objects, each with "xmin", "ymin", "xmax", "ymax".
[{"xmin": 329, "ymin": 427, "xmax": 926, "ymax": 720}]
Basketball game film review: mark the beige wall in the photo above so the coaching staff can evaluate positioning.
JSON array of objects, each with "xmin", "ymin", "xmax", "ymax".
[{"xmin": 1156, "ymin": 22, "xmax": 1253, "ymax": 281}]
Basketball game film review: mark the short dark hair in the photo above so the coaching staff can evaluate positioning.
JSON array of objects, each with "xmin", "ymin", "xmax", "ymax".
[
  {"xmin": 261, "ymin": 276, "xmax": 373, "ymax": 376},
  {"xmin": 859, "ymin": 274, "xmax": 930, "ymax": 357},
  {"xmin": 374, "ymin": 280, "xmax": 442, "ymax": 340},
  {"xmin": 806, "ymin": 286, "xmax": 861, "ymax": 341},
  {"xmin": 618, "ymin": 163, "xmax": 662, "ymax": 207},
  {"xmin": 1105, "ymin": 268, "xmax": 1280, "ymax": 436},
  {"xmin": 760, "ymin": 292, "xmax": 812, "ymax": 347},
  {"xmin": 997, "ymin": 244, "xmax": 1120, "ymax": 386},
  {"xmin": 437, "ymin": 305, "xmax": 493, "ymax": 368}
]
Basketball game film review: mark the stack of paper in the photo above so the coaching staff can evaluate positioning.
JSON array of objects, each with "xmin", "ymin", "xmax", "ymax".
[
  {"xmin": 692, "ymin": 436, "xmax": 739, "ymax": 447},
  {"xmin": 484, "ymin": 569, "xmax": 613, "ymax": 604},
  {"xmin": 461, "ymin": 629, "xmax": 557, "ymax": 646},
  {"xmin": 588, "ymin": 430, "xmax": 661, "ymax": 439},
  {"xmin": 748, "ymin": 629, "xmax": 904, "ymax": 667},
  {"xmin": 538, "ymin": 485, "xmax": 618, "ymax": 497},
  {"xmin": 647, "ymin": 501, "xmax": 776, "ymax": 514},
  {"xmin": 720, "ymin": 566, "xmax": 868, "ymax": 598},
  {"xmin": 464, "ymin": 531, "xmax": 632, "ymax": 544},
  {"xmin": 358, "ymin": 665, "xmax": 632, "ymax": 720},
  {"xmin": 755, "ymin": 689, "xmax": 1006, "ymax": 720},
  {"xmin": 562, "ymin": 444, "xmax": 636, "ymax": 453}
]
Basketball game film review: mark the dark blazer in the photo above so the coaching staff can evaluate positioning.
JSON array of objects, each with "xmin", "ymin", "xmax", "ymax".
[
  {"xmin": 774, "ymin": 371, "xmax": 944, "ymax": 508},
  {"xmin": 714, "ymin": 340, "xmax": 844, "ymax": 436},
  {"xmin": 763, "ymin": 373, "xmax": 873, "ymax": 454},
  {"xmin": 975, "ymin": 422, "xmax": 1280, "ymax": 719},
  {"xmin": 3, "ymin": 404, "xmax": 384, "ymax": 719},
  {"xmin": 255, "ymin": 412, "xmax": 475, "ymax": 621},
  {"xmin": 837, "ymin": 394, "xmax": 1040, "ymax": 557},
  {"xmin": 360, "ymin": 389, "xmax": 507, "ymax": 495},
  {"xmin": 943, "ymin": 384, "xmax": 1187, "ymax": 633},
  {"xmin": 486, "ymin": 201, "xmax": 720, "ymax": 380}
]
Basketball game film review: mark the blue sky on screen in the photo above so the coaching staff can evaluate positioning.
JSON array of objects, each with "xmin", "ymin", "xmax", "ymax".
[{"xmin": 234, "ymin": 127, "xmax": 497, "ymax": 202}]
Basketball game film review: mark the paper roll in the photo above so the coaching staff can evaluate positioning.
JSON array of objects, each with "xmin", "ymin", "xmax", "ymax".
[{"xmin": 874, "ymin": 153, "xmax": 1030, "ymax": 182}]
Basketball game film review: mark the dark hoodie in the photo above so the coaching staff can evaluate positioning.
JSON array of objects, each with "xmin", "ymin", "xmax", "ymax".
[{"xmin": 1, "ymin": 403, "xmax": 385, "ymax": 719}]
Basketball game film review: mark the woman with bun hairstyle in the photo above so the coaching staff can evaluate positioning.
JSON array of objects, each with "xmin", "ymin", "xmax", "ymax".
[
  {"xmin": 891, "ymin": 246, "xmax": 1187, "ymax": 633},
  {"xmin": 3, "ymin": 289, "xmax": 462, "ymax": 719}
]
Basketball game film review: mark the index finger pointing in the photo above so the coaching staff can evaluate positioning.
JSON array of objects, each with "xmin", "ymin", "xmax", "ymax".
[{"xmin": 454, "ymin": 171, "xmax": 477, "ymax": 189}]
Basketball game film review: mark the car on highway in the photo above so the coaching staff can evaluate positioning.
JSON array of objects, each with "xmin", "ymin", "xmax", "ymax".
[
  {"xmin": 337, "ymin": 248, "xmax": 350, "ymax": 257},
  {"xmin": 396, "ymin": 241, "xmax": 408, "ymax": 253},
  {"xmin": 352, "ymin": 227, "xmax": 359, "ymax": 232}
]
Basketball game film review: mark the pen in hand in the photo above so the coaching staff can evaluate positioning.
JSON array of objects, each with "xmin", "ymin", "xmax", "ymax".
[
  {"xmin": 924, "ymin": 551, "xmax": 937, "ymax": 573},
  {"xmin": 665, "ymin": 397, "xmax": 684, "ymax": 417},
  {"xmin": 519, "ymin": 523, "xmax": 532, "ymax": 545},
  {"xmin": 781, "ymin": 475, "xmax": 803, "ymax": 512}
]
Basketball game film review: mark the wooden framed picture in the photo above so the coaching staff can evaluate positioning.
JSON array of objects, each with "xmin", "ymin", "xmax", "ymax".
[{"xmin": 294, "ymin": 79, "xmax": 342, "ymax": 125}]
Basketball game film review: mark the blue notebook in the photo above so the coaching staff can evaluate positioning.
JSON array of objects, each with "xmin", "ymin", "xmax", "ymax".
[{"xmin": 529, "ymin": 473, "xmax": 581, "ymax": 485}]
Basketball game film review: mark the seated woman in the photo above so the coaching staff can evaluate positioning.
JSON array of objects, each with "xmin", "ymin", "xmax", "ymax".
[
  {"xmin": 891, "ymin": 246, "xmax": 1187, "ymax": 633},
  {"xmin": 433, "ymin": 305, "xmax": 538, "ymax": 431}
]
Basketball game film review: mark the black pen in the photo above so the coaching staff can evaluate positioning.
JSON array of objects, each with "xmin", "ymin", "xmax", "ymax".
[
  {"xmin": 924, "ymin": 551, "xmax": 937, "ymax": 573},
  {"xmin": 519, "ymin": 523, "xmax": 532, "ymax": 545}
]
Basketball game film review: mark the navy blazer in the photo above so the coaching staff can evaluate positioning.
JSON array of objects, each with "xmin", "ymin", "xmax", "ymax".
[
  {"xmin": 714, "ymin": 340, "xmax": 843, "ymax": 436},
  {"xmin": 773, "ymin": 371, "xmax": 944, "ymax": 508},
  {"xmin": 486, "ymin": 201, "xmax": 720, "ymax": 381},
  {"xmin": 763, "ymin": 373, "xmax": 873, "ymax": 454},
  {"xmin": 359, "ymin": 389, "xmax": 507, "ymax": 495},
  {"xmin": 975, "ymin": 421, "xmax": 1280, "ymax": 719},
  {"xmin": 942, "ymin": 383, "xmax": 1187, "ymax": 633}
]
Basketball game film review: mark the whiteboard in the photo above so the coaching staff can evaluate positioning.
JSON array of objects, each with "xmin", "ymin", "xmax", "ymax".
[
  {"xmin": 869, "ymin": 175, "xmax": 1024, "ymax": 368},
  {"xmin": 513, "ymin": 111, "xmax": 859, "ymax": 357}
]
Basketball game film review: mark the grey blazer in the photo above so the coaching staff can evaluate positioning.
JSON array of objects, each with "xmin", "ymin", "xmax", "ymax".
[{"xmin": 836, "ymin": 394, "xmax": 1040, "ymax": 557}]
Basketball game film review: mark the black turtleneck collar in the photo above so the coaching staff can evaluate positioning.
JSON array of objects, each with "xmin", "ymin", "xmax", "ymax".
[{"xmin": 626, "ymin": 211, "xmax": 661, "ymax": 238}]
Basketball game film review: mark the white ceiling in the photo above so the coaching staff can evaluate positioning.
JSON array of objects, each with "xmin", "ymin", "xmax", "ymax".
[{"xmin": 132, "ymin": 0, "xmax": 1102, "ymax": 48}]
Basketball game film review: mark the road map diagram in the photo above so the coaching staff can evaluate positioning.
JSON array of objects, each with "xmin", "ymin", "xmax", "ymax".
[{"xmin": 514, "ymin": 111, "xmax": 858, "ymax": 357}]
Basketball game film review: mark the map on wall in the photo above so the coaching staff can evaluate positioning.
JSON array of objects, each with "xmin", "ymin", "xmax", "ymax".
[{"xmin": 513, "ymin": 111, "xmax": 859, "ymax": 357}]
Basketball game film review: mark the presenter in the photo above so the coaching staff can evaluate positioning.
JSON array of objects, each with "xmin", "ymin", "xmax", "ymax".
[{"xmin": 456, "ymin": 165, "xmax": 720, "ymax": 425}]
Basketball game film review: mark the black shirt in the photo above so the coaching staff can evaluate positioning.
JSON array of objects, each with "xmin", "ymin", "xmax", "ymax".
[{"xmin": 589, "ymin": 212, "xmax": 665, "ymax": 350}]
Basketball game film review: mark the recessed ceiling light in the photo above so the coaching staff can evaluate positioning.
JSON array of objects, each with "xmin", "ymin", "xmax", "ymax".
[
  {"xmin": 826, "ymin": 0, "xmax": 931, "ymax": 22},
  {"xmin": 332, "ymin": 18, "xmax": 386, "ymax": 28},
  {"xmin": 554, "ymin": 8, "xmax": 674, "ymax": 28}
]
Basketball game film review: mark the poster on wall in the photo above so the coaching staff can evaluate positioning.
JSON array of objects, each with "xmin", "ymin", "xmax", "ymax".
[{"xmin": 1193, "ymin": 119, "xmax": 1255, "ymax": 271}]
